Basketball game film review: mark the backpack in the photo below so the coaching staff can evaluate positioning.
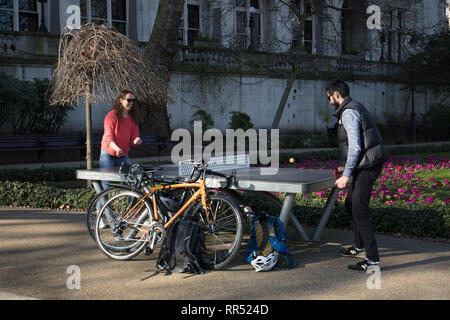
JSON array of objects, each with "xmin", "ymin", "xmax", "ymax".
[
  {"xmin": 154, "ymin": 218, "xmax": 214, "ymax": 275},
  {"xmin": 245, "ymin": 212, "xmax": 297, "ymax": 269}
]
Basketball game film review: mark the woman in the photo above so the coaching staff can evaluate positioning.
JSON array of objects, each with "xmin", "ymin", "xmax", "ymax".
[
  {"xmin": 96, "ymin": 90, "xmax": 142, "ymax": 229},
  {"xmin": 100, "ymin": 89, "xmax": 142, "ymax": 175}
]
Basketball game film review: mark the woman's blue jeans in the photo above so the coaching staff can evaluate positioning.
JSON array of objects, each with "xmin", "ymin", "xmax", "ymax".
[
  {"xmin": 96, "ymin": 150, "xmax": 131, "ymax": 211},
  {"xmin": 99, "ymin": 150, "xmax": 131, "ymax": 189}
]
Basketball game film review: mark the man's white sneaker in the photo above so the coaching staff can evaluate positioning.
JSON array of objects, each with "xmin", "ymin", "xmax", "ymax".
[{"xmin": 339, "ymin": 246, "xmax": 366, "ymax": 258}]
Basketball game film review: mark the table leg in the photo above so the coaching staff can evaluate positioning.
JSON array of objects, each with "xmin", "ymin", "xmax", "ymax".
[
  {"xmin": 279, "ymin": 193, "xmax": 311, "ymax": 241},
  {"xmin": 91, "ymin": 181, "xmax": 117, "ymax": 230},
  {"xmin": 92, "ymin": 181, "xmax": 103, "ymax": 194},
  {"xmin": 312, "ymin": 186, "xmax": 339, "ymax": 241}
]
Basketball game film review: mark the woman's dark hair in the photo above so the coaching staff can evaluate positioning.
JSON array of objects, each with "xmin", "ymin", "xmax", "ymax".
[
  {"xmin": 112, "ymin": 89, "xmax": 141, "ymax": 123},
  {"xmin": 326, "ymin": 80, "xmax": 350, "ymax": 98}
]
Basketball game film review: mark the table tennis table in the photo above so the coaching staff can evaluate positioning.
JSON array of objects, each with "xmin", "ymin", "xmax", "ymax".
[{"xmin": 76, "ymin": 165, "xmax": 339, "ymax": 241}]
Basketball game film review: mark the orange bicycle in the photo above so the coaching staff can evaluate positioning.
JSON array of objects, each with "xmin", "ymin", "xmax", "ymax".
[{"xmin": 94, "ymin": 162, "xmax": 243, "ymax": 270}]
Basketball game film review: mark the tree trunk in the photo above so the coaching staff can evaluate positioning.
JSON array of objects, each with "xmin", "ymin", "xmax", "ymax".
[
  {"xmin": 271, "ymin": 68, "xmax": 297, "ymax": 129},
  {"xmin": 85, "ymin": 90, "xmax": 93, "ymax": 188},
  {"xmin": 144, "ymin": 0, "xmax": 184, "ymax": 138}
]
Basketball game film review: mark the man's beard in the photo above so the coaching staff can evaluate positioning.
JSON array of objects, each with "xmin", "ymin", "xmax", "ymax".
[{"xmin": 332, "ymin": 101, "xmax": 340, "ymax": 109}]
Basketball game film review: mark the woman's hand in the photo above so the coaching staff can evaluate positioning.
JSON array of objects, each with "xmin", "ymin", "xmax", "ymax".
[
  {"xmin": 109, "ymin": 141, "xmax": 123, "ymax": 157},
  {"xmin": 133, "ymin": 137, "xmax": 142, "ymax": 146},
  {"xmin": 115, "ymin": 148, "xmax": 124, "ymax": 157}
]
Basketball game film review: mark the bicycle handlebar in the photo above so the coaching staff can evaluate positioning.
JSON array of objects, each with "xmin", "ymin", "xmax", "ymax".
[
  {"xmin": 119, "ymin": 162, "xmax": 238, "ymax": 189},
  {"xmin": 187, "ymin": 165, "xmax": 238, "ymax": 188}
]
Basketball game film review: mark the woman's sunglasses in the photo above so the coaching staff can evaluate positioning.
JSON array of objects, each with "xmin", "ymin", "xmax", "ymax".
[{"xmin": 125, "ymin": 98, "xmax": 136, "ymax": 103}]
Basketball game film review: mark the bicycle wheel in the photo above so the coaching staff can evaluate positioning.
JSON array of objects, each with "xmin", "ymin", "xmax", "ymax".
[
  {"xmin": 189, "ymin": 194, "xmax": 243, "ymax": 270},
  {"xmin": 94, "ymin": 189, "xmax": 153, "ymax": 260},
  {"xmin": 86, "ymin": 187, "xmax": 137, "ymax": 242}
]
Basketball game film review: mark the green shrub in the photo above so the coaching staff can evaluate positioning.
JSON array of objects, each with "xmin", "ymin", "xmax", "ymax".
[
  {"xmin": 0, "ymin": 72, "xmax": 73, "ymax": 134},
  {"xmin": 421, "ymin": 103, "xmax": 450, "ymax": 141},
  {"xmin": 292, "ymin": 204, "xmax": 449, "ymax": 239},
  {"xmin": 228, "ymin": 111, "xmax": 253, "ymax": 130},
  {"xmin": 190, "ymin": 109, "xmax": 214, "ymax": 130},
  {"xmin": 378, "ymin": 111, "xmax": 408, "ymax": 143},
  {"xmin": 279, "ymin": 143, "xmax": 450, "ymax": 165}
]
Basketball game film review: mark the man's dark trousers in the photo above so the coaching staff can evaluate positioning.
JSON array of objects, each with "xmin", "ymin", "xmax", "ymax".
[{"xmin": 345, "ymin": 163, "xmax": 383, "ymax": 262}]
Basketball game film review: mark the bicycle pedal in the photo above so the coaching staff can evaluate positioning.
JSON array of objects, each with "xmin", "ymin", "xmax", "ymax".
[{"xmin": 144, "ymin": 247, "xmax": 153, "ymax": 255}]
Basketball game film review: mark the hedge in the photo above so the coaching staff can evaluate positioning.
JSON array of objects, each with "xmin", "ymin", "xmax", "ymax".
[
  {"xmin": 0, "ymin": 167, "xmax": 78, "ymax": 183},
  {"xmin": 279, "ymin": 142, "xmax": 450, "ymax": 164},
  {"xmin": 292, "ymin": 202, "xmax": 450, "ymax": 240},
  {"xmin": 0, "ymin": 180, "xmax": 95, "ymax": 210}
]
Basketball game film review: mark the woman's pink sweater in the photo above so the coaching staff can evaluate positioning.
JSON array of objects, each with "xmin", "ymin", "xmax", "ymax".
[{"xmin": 101, "ymin": 110, "xmax": 140, "ymax": 157}]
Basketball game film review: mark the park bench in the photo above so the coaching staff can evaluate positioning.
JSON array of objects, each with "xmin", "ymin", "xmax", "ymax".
[
  {"xmin": 0, "ymin": 131, "xmax": 166, "ymax": 162},
  {"xmin": 0, "ymin": 133, "xmax": 85, "ymax": 162},
  {"xmin": 91, "ymin": 131, "xmax": 166, "ymax": 152}
]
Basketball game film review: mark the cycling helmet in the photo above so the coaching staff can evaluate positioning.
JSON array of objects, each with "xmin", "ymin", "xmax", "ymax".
[{"xmin": 250, "ymin": 251, "xmax": 278, "ymax": 272}]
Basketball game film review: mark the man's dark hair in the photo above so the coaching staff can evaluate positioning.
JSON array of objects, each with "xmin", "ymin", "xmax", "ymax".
[{"xmin": 326, "ymin": 80, "xmax": 350, "ymax": 98}]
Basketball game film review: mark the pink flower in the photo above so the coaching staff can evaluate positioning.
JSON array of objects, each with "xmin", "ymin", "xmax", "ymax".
[
  {"xmin": 444, "ymin": 198, "xmax": 450, "ymax": 204},
  {"xmin": 431, "ymin": 182, "xmax": 442, "ymax": 189},
  {"xmin": 386, "ymin": 200, "xmax": 394, "ymax": 205},
  {"xmin": 423, "ymin": 197, "xmax": 435, "ymax": 204}
]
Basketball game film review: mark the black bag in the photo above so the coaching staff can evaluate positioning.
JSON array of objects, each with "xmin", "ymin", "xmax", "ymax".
[{"xmin": 155, "ymin": 218, "xmax": 214, "ymax": 275}]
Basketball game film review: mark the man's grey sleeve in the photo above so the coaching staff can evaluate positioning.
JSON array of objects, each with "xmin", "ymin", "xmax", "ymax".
[{"xmin": 341, "ymin": 109, "xmax": 362, "ymax": 177}]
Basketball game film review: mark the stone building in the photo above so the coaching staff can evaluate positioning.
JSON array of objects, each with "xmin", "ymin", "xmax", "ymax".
[{"xmin": 0, "ymin": 0, "xmax": 448, "ymax": 134}]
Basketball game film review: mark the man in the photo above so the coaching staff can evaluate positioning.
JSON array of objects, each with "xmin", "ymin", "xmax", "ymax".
[{"xmin": 326, "ymin": 80, "xmax": 389, "ymax": 271}]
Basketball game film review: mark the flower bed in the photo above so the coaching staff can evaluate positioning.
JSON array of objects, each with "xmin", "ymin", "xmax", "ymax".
[{"xmin": 283, "ymin": 155, "xmax": 450, "ymax": 239}]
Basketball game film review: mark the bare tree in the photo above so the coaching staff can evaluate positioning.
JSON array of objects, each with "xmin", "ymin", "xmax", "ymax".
[
  {"xmin": 144, "ymin": 0, "xmax": 185, "ymax": 138},
  {"xmin": 49, "ymin": 23, "xmax": 170, "ymax": 174},
  {"xmin": 219, "ymin": 0, "xmax": 348, "ymax": 129}
]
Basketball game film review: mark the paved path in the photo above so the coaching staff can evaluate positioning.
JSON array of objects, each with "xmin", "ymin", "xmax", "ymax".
[{"xmin": 0, "ymin": 208, "xmax": 449, "ymax": 300}]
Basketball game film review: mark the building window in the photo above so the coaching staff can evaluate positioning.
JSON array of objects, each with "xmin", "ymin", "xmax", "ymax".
[
  {"xmin": 178, "ymin": 0, "xmax": 200, "ymax": 46},
  {"xmin": 341, "ymin": 0, "xmax": 368, "ymax": 57},
  {"xmin": 80, "ymin": 0, "xmax": 127, "ymax": 35},
  {"xmin": 397, "ymin": 11, "xmax": 403, "ymax": 62},
  {"xmin": 291, "ymin": 0, "xmax": 313, "ymax": 54},
  {"xmin": 303, "ymin": 20, "xmax": 312, "ymax": 54},
  {"xmin": 0, "ymin": 0, "xmax": 14, "ymax": 31},
  {"xmin": 235, "ymin": 0, "xmax": 262, "ymax": 50},
  {"xmin": 386, "ymin": 9, "xmax": 404, "ymax": 62},
  {"xmin": 0, "ymin": 0, "xmax": 38, "ymax": 32}
]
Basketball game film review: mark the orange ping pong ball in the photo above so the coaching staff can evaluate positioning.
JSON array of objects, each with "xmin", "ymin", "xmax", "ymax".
[{"xmin": 289, "ymin": 157, "xmax": 295, "ymax": 163}]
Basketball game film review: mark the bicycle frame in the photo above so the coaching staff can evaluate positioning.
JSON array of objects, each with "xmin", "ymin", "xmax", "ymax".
[{"xmin": 120, "ymin": 178, "xmax": 214, "ymax": 234}]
